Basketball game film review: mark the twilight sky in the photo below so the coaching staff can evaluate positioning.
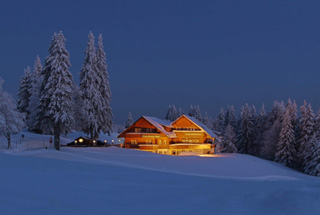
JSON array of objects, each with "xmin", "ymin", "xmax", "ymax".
[{"xmin": 1, "ymin": 0, "xmax": 320, "ymax": 124}]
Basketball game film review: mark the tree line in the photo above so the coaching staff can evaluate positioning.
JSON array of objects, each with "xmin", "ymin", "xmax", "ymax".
[
  {"xmin": 1, "ymin": 31, "xmax": 113, "ymax": 150},
  {"xmin": 163, "ymin": 101, "xmax": 320, "ymax": 177}
]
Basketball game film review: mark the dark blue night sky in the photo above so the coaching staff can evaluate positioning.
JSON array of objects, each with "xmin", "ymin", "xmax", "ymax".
[{"xmin": 1, "ymin": 0, "xmax": 320, "ymax": 124}]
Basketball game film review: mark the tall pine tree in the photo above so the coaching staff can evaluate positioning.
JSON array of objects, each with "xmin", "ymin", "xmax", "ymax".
[
  {"xmin": 304, "ymin": 134, "xmax": 320, "ymax": 176},
  {"xmin": 96, "ymin": 34, "xmax": 113, "ymax": 135},
  {"xmin": 125, "ymin": 112, "xmax": 134, "ymax": 128},
  {"xmin": 193, "ymin": 105, "xmax": 202, "ymax": 121},
  {"xmin": 228, "ymin": 105, "xmax": 236, "ymax": 130},
  {"xmin": 27, "ymin": 56, "xmax": 42, "ymax": 131},
  {"xmin": 275, "ymin": 107, "xmax": 296, "ymax": 167},
  {"xmin": 261, "ymin": 101, "xmax": 285, "ymax": 159},
  {"xmin": 315, "ymin": 109, "xmax": 320, "ymax": 134},
  {"xmin": 165, "ymin": 105, "xmax": 178, "ymax": 121},
  {"xmin": 17, "ymin": 66, "xmax": 32, "ymax": 120},
  {"xmin": 297, "ymin": 101, "xmax": 315, "ymax": 168},
  {"xmin": 217, "ymin": 108, "xmax": 225, "ymax": 133},
  {"xmin": 80, "ymin": 31, "xmax": 102, "ymax": 139},
  {"xmin": 222, "ymin": 124, "xmax": 237, "ymax": 153},
  {"xmin": 236, "ymin": 104, "xmax": 255, "ymax": 154},
  {"xmin": 36, "ymin": 32, "xmax": 74, "ymax": 150},
  {"xmin": 188, "ymin": 105, "xmax": 195, "ymax": 117}
]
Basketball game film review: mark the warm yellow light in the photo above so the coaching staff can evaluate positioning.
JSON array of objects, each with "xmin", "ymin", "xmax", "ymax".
[
  {"xmin": 75, "ymin": 140, "xmax": 78, "ymax": 143},
  {"xmin": 93, "ymin": 140, "xmax": 96, "ymax": 143},
  {"xmin": 104, "ymin": 140, "xmax": 107, "ymax": 143},
  {"xmin": 79, "ymin": 138, "xmax": 83, "ymax": 143}
]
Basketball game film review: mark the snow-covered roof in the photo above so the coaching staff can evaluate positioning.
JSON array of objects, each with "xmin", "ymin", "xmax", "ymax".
[
  {"xmin": 179, "ymin": 115, "xmax": 220, "ymax": 140},
  {"xmin": 142, "ymin": 116, "xmax": 177, "ymax": 138},
  {"xmin": 75, "ymin": 136, "xmax": 90, "ymax": 140},
  {"xmin": 118, "ymin": 115, "xmax": 219, "ymax": 140}
]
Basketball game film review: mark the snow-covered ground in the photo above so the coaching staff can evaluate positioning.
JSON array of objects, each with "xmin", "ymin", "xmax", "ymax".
[
  {"xmin": 0, "ymin": 131, "xmax": 123, "ymax": 151},
  {"xmin": 1, "ymin": 132, "xmax": 320, "ymax": 215}
]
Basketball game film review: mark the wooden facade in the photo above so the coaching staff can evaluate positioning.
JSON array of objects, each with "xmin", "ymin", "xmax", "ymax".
[{"xmin": 118, "ymin": 115, "xmax": 219, "ymax": 155}]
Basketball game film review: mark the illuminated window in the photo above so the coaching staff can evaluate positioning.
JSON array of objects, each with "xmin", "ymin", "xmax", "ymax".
[
  {"xmin": 131, "ymin": 140, "xmax": 138, "ymax": 145},
  {"xmin": 164, "ymin": 140, "xmax": 166, "ymax": 145},
  {"xmin": 159, "ymin": 140, "xmax": 162, "ymax": 145},
  {"xmin": 134, "ymin": 128, "xmax": 141, "ymax": 133}
]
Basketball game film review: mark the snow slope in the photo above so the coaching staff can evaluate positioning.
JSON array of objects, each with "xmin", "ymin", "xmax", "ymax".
[{"xmin": 1, "ymin": 133, "xmax": 320, "ymax": 215}]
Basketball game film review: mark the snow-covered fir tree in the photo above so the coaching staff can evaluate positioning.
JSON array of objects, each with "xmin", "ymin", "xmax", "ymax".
[
  {"xmin": 165, "ymin": 105, "xmax": 178, "ymax": 121},
  {"xmin": 297, "ymin": 101, "xmax": 315, "ymax": 168},
  {"xmin": 304, "ymin": 134, "xmax": 320, "ymax": 176},
  {"xmin": 36, "ymin": 31, "xmax": 74, "ymax": 150},
  {"xmin": 178, "ymin": 108, "xmax": 184, "ymax": 117},
  {"xmin": 258, "ymin": 104, "xmax": 267, "ymax": 131},
  {"xmin": 261, "ymin": 119, "xmax": 281, "ymax": 160},
  {"xmin": 248, "ymin": 104, "xmax": 260, "ymax": 156},
  {"xmin": 256, "ymin": 104, "xmax": 268, "ymax": 156},
  {"xmin": 80, "ymin": 32, "xmax": 102, "ymax": 139},
  {"xmin": 0, "ymin": 78, "xmax": 25, "ymax": 149},
  {"xmin": 217, "ymin": 108, "xmax": 225, "ymax": 132},
  {"xmin": 188, "ymin": 105, "xmax": 195, "ymax": 117},
  {"xmin": 27, "ymin": 56, "xmax": 42, "ymax": 131},
  {"xmin": 193, "ymin": 105, "xmax": 202, "ymax": 122},
  {"xmin": 251, "ymin": 105, "xmax": 256, "ymax": 118},
  {"xmin": 96, "ymin": 34, "xmax": 113, "ymax": 135},
  {"xmin": 261, "ymin": 100, "xmax": 285, "ymax": 158},
  {"xmin": 287, "ymin": 99, "xmax": 298, "ymax": 127},
  {"xmin": 260, "ymin": 103, "xmax": 266, "ymax": 117},
  {"xmin": 315, "ymin": 109, "xmax": 320, "ymax": 135},
  {"xmin": 236, "ymin": 104, "xmax": 255, "ymax": 154},
  {"xmin": 17, "ymin": 66, "xmax": 32, "ymax": 119},
  {"xmin": 267, "ymin": 100, "xmax": 285, "ymax": 128},
  {"xmin": 222, "ymin": 124, "xmax": 237, "ymax": 153},
  {"xmin": 275, "ymin": 107, "xmax": 296, "ymax": 167},
  {"xmin": 202, "ymin": 112, "xmax": 211, "ymax": 127},
  {"xmin": 125, "ymin": 112, "xmax": 134, "ymax": 128},
  {"xmin": 228, "ymin": 105, "xmax": 236, "ymax": 129},
  {"xmin": 224, "ymin": 107, "xmax": 230, "ymax": 127}
]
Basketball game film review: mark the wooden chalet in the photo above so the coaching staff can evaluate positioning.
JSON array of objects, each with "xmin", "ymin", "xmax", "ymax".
[{"xmin": 118, "ymin": 115, "xmax": 219, "ymax": 155}]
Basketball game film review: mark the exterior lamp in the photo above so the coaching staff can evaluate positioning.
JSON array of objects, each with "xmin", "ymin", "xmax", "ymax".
[
  {"xmin": 104, "ymin": 140, "xmax": 107, "ymax": 143},
  {"xmin": 93, "ymin": 140, "xmax": 96, "ymax": 143},
  {"xmin": 112, "ymin": 140, "xmax": 114, "ymax": 144},
  {"xmin": 75, "ymin": 140, "xmax": 78, "ymax": 143},
  {"xmin": 79, "ymin": 138, "xmax": 83, "ymax": 143}
]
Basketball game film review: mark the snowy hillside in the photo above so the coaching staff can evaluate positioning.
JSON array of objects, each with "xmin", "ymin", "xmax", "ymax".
[{"xmin": 1, "ymin": 139, "xmax": 320, "ymax": 215}]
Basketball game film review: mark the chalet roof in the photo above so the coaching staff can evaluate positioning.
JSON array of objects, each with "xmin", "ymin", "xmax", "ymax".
[
  {"xmin": 117, "ymin": 116, "xmax": 177, "ymax": 138},
  {"xmin": 143, "ymin": 116, "xmax": 177, "ymax": 138},
  {"xmin": 176, "ymin": 115, "xmax": 220, "ymax": 141},
  {"xmin": 118, "ymin": 115, "xmax": 219, "ymax": 141}
]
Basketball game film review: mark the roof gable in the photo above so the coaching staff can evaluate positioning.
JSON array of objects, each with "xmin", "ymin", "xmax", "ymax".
[
  {"xmin": 118, "ymin": 116, "xmax": 176, "ymax": 138},
  {"xmin": 172, "ymin": 115, "xmax": 219, "ymax": 139}
]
